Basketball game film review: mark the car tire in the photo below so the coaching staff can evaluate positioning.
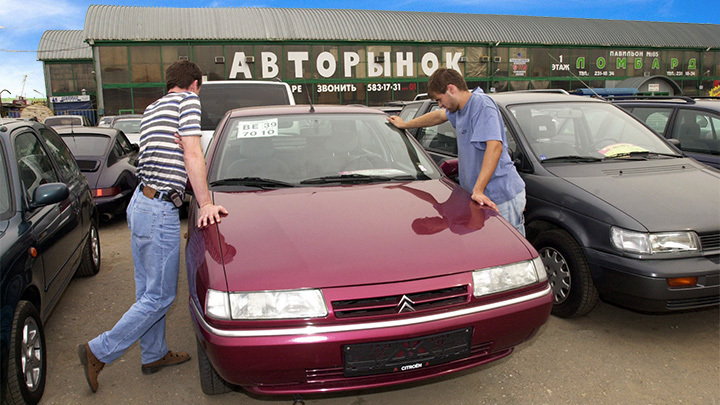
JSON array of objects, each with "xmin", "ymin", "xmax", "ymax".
[
  {"xmin": 197, "ymin": 338, "xmax": 233, "ymax": 395},
  {"xmin": 3, "ymin": 301, "xmax": 46, "ymax": 405},
  {"xmin": 76, "ymin": 220, "xmax": 101, "ymax": 277},
  {"xmin": 533, "ymin": 229, "xmax": 599, "ymax": 318}
]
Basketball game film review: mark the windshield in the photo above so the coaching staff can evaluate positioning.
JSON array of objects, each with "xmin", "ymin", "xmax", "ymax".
[
  {"xmin": 44, "ymin": 116, "xmax": 82, "ymax": 127},
  {"xmin": 209, "ymin": 113, "xmax": 440, "ymax": 185},
  {"xmin": 61, "ymin": 135, "xmax": 111, "ymax": 156},
  {"xmin": 508, "ymin": 102, "xmax": 680, "ymax": 161},
  {"xmin": 112, "ymin": 118, "xmax": 142, "ymax": 134}
]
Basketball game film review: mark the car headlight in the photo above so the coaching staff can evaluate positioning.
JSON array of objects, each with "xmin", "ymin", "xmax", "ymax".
[
  {"xmin": 205, "ymin": 288, "xmax": 328, "ymax": 320},
  {"xmin": 472, "ymin": 257, "xmax": 547, "ymax": 297},
  {"xmin": 610, "ymin": 227, "xmax": 699, "ymax": 254}
]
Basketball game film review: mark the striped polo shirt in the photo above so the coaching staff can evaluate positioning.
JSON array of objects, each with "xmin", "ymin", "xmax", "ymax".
[{"xmin": 136, "ymin": 91, "xmax": 201, "ymax": 196}]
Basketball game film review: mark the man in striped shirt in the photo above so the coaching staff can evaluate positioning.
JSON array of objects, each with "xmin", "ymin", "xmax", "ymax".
[{"xmin": 78, "ymin": 61, "xmax": 228, "ymax": 393}]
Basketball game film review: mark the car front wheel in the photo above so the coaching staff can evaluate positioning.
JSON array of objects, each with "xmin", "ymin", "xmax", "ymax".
[
  {"xmin": 196, "ymin": 339, "xmax": 233, "ymax": 395},
  {"xmin": 533, "ymin": 229, "xmax": 599, "ymax": 318},
  {"xmin": 3, "ymin": 300, "xmax": 46, "ymax": 405}
]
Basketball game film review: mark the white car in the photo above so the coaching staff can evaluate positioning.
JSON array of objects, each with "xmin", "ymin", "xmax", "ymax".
[{"xmin": 199, "ymin": 80, "xmax": 295, "ymax": 153}]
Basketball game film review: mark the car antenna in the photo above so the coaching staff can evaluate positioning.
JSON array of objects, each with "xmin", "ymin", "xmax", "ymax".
[
  {"xmin": 547, "ymin": 53, "xmax": 600, "ymax": 98},
  {"xmin": 304, "ymin": 82, "xmax": 315, "ymax": 113}
]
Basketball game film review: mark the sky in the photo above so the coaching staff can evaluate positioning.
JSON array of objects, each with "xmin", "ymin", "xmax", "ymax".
[{"xmin": 1, "ymin": 0, "xmax": 718, "ymax": 100}]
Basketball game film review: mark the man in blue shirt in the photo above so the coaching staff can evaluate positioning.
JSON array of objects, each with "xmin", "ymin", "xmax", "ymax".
[{"xmin": 388, "ymin": 68, "xmax": 526, "ymax": 235}]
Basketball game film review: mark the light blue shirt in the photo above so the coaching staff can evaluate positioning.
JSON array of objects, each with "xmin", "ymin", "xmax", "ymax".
[{"xmin": 446, "ymin": 88, "xmax": 525, "ymax": 204}]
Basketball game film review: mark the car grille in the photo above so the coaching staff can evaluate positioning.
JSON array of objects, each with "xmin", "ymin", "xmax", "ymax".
[
  {"xmin": 331, "ymin": 285, "xmax": 470, "ymax": 319},
  {"xmin": 666, "ymin": 294, "xmax": 720, "ymax": 310},
  {"xmin": 699, "ymin": 232, "xmax": 720, "ymax": 251}
]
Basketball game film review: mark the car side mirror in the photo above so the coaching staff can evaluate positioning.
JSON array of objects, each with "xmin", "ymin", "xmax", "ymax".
[
  {"xmin": 132, "ymin": 143, "xmax": 140, "ymax": 152},
  {"xmin": 440, "ymin": 159, "xmax": 459, "ymax": 177},
  {"xmin": 31, "ymin": 183, "xmax": 69, "ymax": 209}
]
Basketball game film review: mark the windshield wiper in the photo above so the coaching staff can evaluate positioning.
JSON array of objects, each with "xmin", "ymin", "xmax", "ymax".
[
  {"xmin": 603, "ymin": 151, "xmax": 680, "ymax": 160},
  {"xmin": 210, "ymin": 177, "xmax": 295, "ymax": 188},
  {"xmin": 300, "ymin": 174, "xmax": 417, "ymax": 184},
  {"xmin": 541, "ymin": 155, "xmax": 603, "ymax": 163}
]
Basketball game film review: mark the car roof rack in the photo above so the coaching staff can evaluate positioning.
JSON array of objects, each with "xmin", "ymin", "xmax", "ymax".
[{"xmin": 605, "ymin": 95, "xmax": 696, "ymax": 104}]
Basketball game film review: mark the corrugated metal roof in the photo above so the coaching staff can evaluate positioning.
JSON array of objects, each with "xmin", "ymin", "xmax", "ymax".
[
  {"xmin": 83, "ymin": 6, "xmax": 720, "ymax": 49},
  {"xmin": 38, "ymin": 30, "xmax": 92, "ymax": 61}
]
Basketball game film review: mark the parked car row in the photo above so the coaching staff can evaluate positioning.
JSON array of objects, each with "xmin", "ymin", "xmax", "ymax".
[
  {"xmin": 1, "ymin": 118, "xmax": 101, "ymax": 404},
  {"xmin": 397, "ymin": 92, "xmax": 720, "ymax": 318}
]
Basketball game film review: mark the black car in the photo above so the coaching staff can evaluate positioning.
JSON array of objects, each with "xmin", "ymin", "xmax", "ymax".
[
  {"xmin": 399, "ymin": 93, "xmax": 720, "ymax": 317},
  {"xmin": 55, "ymin": 127, "xmax": 139, "ymax": 221},
  {"xmin": 611, "ymin": 96, "xmax": 720, "ymax": 169},
  {"xmin": 1, "ymin": 119, "xmax": 100, "ymax": 404}
]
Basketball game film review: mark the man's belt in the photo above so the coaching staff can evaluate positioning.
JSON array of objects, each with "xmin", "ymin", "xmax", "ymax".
[{"xmin": 140, "ymin": 184, "xmax": 172, "ymax": 202}]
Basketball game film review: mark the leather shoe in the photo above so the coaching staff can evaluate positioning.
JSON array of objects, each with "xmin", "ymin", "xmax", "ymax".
[
  {"xmin": 141, "ymin": 350, "xmax": 191, "ymax": 375},
  {"xmin": 78, "ymin": 343, "xmax": 104, "ymax": 392}
]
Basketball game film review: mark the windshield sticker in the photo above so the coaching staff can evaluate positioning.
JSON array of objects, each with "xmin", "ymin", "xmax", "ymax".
[
  {"xmin": 599, "ymin": 143, "xmax": 648, "ymax": 156},
  {"xmin": 236, "ymin": 119, "xmax": 279, "ymax": 138}
]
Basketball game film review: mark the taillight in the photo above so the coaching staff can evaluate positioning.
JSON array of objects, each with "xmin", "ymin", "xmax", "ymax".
[{"xmin": 92, "ymin": 186, "xmax": 121, "ymax": 197}]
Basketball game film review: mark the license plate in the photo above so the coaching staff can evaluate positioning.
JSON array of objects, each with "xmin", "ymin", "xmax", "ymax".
[{"xmin": 343, "ymin": 327, "xmax": 472, "ymax": 377}]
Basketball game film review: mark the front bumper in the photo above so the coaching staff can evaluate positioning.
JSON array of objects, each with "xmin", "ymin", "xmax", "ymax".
[
  {"xmin": 190, "ymin": 285, "xmax": 552, "ymax": 395},
  {"xmin": 587, "ymin": 249, "xmax": 720, "ymax": 312}
]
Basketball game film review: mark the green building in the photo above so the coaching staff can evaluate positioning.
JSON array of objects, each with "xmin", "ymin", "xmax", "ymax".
[{"xmin": 38, "ymin": 5, "xmax": 720, "ymax": 117}]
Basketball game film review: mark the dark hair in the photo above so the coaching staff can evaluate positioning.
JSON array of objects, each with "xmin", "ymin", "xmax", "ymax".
[
  {"xmin": 165, "ymin": 60, "xmax": 203, "ymax": 90},
  {"xmin": 428, "ymin": 68, "xmax": 468, "ymax": 96}
]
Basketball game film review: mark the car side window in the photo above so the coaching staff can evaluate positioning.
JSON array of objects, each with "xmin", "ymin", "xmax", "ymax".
[
  {"xmin": 117, "ymin": 132, "xmax": 134, "ymax": 154},
  {"xmin": 673, "ymin": 109, "xmax": 720, "ymax": 155},
  {"xmin": 628, "ymin": 107, "xmax": 672, "ymax": 134},
  {"xmin": 0, "ymin": 142, "xmax": 11, "ymax": 216},
  {"xmin": 14, "ymin": 132, "xmax": 60, "ymax": 203},
  {"xmin": 41, "ymin": 128, "xmax": 81, "ymax": 181},
  {"xmin": 416, "ymin": 106, "xmax": 458, "ymax": 156}
]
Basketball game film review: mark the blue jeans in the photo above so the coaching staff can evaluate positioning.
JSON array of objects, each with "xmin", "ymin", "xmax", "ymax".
[
  {"xmin": 89, "ymin": 187, "xmax": 180, "ymax": 364},
  {"xmin": 497, "ymin": 189, "xmax": 526, "ymax": 237}
]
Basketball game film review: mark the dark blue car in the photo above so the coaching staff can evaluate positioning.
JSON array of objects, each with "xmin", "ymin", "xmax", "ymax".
[{"xmin": 1, "ymin": 118, "xmax": 100, "ymax": 404}]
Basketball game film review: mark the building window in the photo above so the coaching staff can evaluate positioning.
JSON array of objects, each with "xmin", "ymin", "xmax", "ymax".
[
  {"xmin": 102, "ymin": 88, "xmax": 132, "ymax": 115},
  {"xmin": 313, "ymin": 45, "xmax": 339, "ymax": 80},
  {"xmin": 100, "ymin": 46, "xmax": 130, "ymax": 84},
  {"xmin": 130, "ymin": 46, "xmax": 162, "ymax": 83},
  {"xmin": 74, "ymin": 63, "xmax": 96, "ymax": 93},
  {"xmin": 132, "ymin": 87, "xmax": 166, "ymax": 113},
  {"xmin": 465, "ymin": 47, "xmax": 488, "ymax": 78},
  {"xmin": 162, "ymin": 45, "xmax": 190, "ymax": 76},
  {"xmin": 339, "ymin": 45, "xmax": 366, "ymax": 79},
  {"xmin": 193, "ymin": 45, "xmax": 225, "ymax": 81},
  {"xmin": 49, "ymin": 64, "xmax": 73, "ymax": 93}
]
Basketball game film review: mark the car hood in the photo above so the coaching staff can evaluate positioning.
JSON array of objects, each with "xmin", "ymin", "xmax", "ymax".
[
  {"xmin": 546, "ymin": 159, "xmax": 720, "ymax": 232},
  {"xmin": 208, "ymin": 180, "xmax": 535, "ymax": 291}
]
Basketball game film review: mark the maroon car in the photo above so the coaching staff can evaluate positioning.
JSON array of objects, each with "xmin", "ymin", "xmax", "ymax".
[{"xmin": 186, "ymin": 105, "xmax": 552, "ymax": 397}]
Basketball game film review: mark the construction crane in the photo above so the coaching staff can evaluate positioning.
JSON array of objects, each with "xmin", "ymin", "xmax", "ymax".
[{"xmin": 20, "ymin": 74, "xmax": 27, "ymax": 98}]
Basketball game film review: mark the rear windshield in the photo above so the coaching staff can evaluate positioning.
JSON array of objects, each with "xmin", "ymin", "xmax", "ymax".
[
  {"xmin": 61, "ymin": 135, "xmax": 111, "ymax": 156},
  {"xmin": 45, "ymin": 116, "xmax": 82, "ymax": 127},
  {"xmin": 200, "ymin": 84, "xmax": 292, "ymax": 130}
]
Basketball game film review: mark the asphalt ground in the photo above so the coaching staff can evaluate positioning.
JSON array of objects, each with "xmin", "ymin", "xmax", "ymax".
[{"xmin": 40, "ymin": 217, "xmax": 719, "ymax": 404}]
